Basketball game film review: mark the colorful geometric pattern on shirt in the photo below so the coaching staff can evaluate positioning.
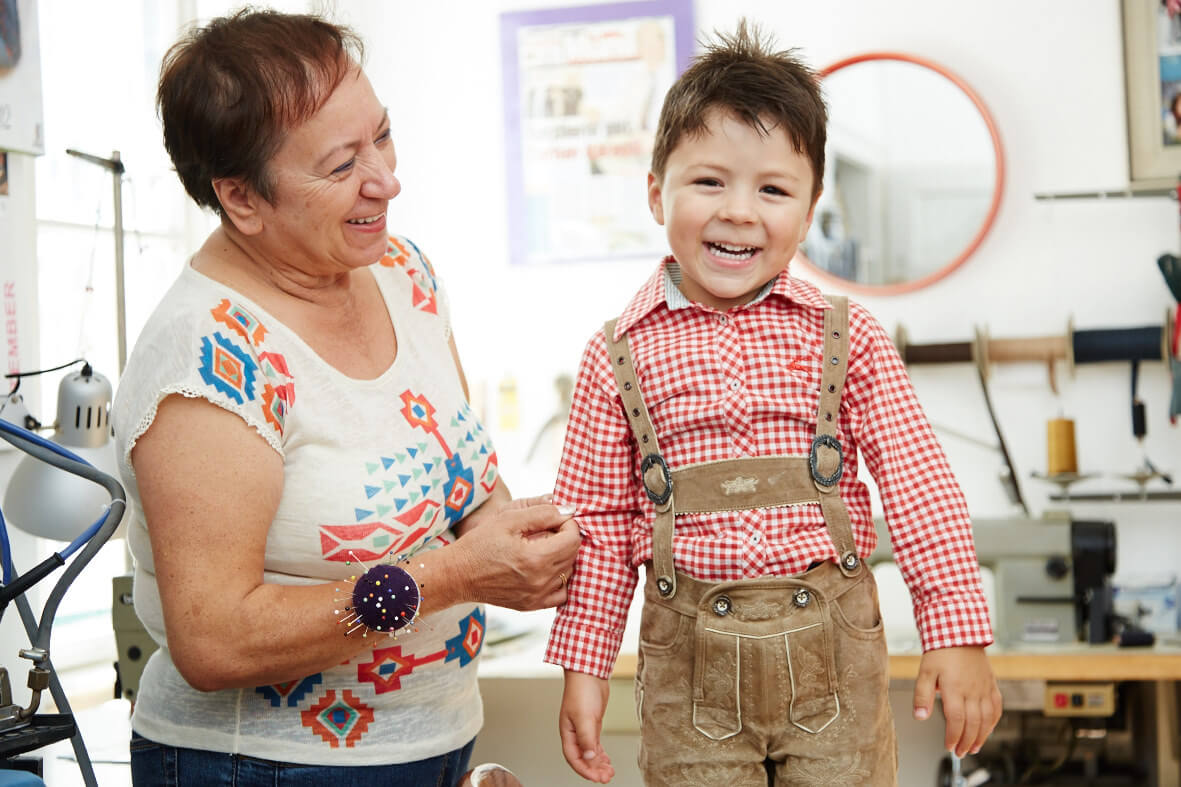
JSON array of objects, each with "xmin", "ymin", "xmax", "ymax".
[
  {"xmin": 400, "ymin": 391, "xmax": 480, "ymax": 527},
  {"xmin": 198, "ymin": 332, "xmax": 258, "ymax": 405},
  {"xmin": 356, "ymin": 607, "xmax": 485, "ymax": 694},
  {"xmin": 210, "ymin": 298, "xmax": 268, "ymax": 346},
  {"xmin": 258, "ymin": 351, "xmax": 295, "ymax": 436},
  {"xmin": 379, "ymin": 236, "xmax": 439, "ymax": 315},
  {"xmin": 316, "ymin": 401, "xmax": 497, "ymax": 562},
  {"xmin": 300, "ymin": 689, "xmax": 374, "ymax": 749},
  {"xmin": 545, "ymin": 264, "xmax": 993, "ymax": 679},
  {"xmin": 255, "ymin": 674, "xmax": 323, "ymax": 707}
]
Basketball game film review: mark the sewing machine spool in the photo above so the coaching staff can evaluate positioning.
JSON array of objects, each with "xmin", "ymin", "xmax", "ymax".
[{"xmin": 1046, "ymin": 418, "xmax": 1078, "ymax": 476}]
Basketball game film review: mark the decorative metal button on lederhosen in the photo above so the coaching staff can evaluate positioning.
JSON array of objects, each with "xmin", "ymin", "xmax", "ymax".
[
  {"xmin": 712, "ymin": 596, "xmax": 732, "ymax": 616},
  {"xmin": 640, "ymin": 453, "xmax": 673, "ymax": 506},
  {"xmin": 809, "ymin": 433, "xmax": 844, "ymax": 487},
  {"xmin": 793, "ymin": 589, "xmax": 811, "ymax": 608}
]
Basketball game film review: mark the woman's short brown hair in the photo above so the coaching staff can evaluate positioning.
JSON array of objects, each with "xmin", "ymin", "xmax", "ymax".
[
  {"xmin": 157, "ymin": 8, "xmax": 364, "ymax": 216},
  {"xmin": 650, "ymin": 20, "xmax": 826, "ymax": 199}
]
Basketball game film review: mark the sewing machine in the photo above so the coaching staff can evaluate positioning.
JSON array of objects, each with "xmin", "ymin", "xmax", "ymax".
[{"xmin": 971, "ymin": 516, "xmax": 1116, "ymax": 646}]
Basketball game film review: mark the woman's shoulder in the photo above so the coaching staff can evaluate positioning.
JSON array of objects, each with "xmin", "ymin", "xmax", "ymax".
[{"xmin": 373, "ymin": 235, "xmax": 439, "ymax": 289}]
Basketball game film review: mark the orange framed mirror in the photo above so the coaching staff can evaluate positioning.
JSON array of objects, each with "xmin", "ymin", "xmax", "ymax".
[{"xmin": 798, "ymin": 52, "xmax": 1005, "ymax": 295}]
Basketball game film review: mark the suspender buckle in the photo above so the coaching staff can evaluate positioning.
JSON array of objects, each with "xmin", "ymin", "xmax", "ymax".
[
  {"xmin": 640, "ymin": 453, "xmax": 673, "ymax": 506},
  {"xmin": 809, "ymin": 434, "xmax": 844, "ymax": 487}
]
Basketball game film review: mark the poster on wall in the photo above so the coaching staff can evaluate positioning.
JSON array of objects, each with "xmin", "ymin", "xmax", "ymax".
[
  {"xmin": 0, "ymin": 0, "xmax": 44, "ymax": 155},
  {"xmin": 500, "ymin": 0, "xmax": 693, "ymax": 265}
]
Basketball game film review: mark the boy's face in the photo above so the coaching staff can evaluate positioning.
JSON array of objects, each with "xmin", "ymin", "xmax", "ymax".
[{"xmin": 648, "ymin": 108, "xmax": 820, "ymax": 311}]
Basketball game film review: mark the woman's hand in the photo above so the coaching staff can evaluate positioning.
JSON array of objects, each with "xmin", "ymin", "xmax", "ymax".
[{"xmin": 448, "ymin": 496, "xmax": 580, "ymax": 611}]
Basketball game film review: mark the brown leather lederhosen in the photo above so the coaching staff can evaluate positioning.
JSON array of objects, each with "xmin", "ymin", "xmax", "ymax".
[{"xmin": 604, "ymin": 297, "xmax": 898, "ymax": 786}]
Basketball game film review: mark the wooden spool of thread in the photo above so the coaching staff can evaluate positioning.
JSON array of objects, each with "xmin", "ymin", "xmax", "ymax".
[{"xmin": 1046, "ymin": 418, "xmax": 1078, "ymax": 476}]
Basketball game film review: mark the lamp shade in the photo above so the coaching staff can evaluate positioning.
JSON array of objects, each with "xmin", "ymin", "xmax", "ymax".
[{"xmin": 3, "ymin": 367, "xmax": 121, "ymax": 541}]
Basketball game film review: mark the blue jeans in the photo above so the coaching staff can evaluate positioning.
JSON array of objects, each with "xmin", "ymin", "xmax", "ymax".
[{"xmin": 129, "ymin": 731, "xmax": 475, "ymax": 786}]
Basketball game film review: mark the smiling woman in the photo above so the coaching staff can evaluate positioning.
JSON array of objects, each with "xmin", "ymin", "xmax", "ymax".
[{"xmin": 107, "ymin": 9, "xmax": 578, "ymax": 786}]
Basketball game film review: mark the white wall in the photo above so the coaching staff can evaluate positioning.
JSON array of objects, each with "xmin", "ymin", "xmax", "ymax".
[{"xmin": 338, "ymin": 0, "xmax": 1180, "ymax": 574}]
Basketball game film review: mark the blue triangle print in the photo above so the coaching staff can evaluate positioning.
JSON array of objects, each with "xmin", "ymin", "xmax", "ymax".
[
  {"xmin": 394, "ymin": 499, "xmax": 408, "ymax": 511},
  {"xmin": 407, "ymin": 447, "xmax": 418, "ymax": 458},
  {"xmin": 364, "ymin": 485, "xmax": 381, "ymax": 499},
  {"xmin": 420, "ymin": 484, "xmax": 432, "ymax": 497},
  {"xmin": 423, "ymin": 462, "xmax": 433, "ymax": 473},
  {"xmin": 354, "ymin": 508, "xmax": 374, "ymax": 521},
  {"xmin": 381, "ymin": 457, "xmax": 396, "ymax": 470},
  {"xmin": 399, "ymin": 474, "xmax": 412, "ymax": 486}
]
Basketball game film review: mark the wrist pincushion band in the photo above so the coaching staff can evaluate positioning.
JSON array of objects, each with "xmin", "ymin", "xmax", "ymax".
[{"xmin": 346, "ymin": 563, "xmax": 421, "ymax": 635}]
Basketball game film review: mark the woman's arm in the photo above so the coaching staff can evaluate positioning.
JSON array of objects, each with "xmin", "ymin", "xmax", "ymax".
[{"xmin": 133, "ymin": 394, "xmax": 579, "ymax": 692}]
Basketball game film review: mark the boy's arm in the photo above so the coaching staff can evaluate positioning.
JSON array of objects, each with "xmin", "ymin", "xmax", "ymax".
[
  {"xmin": 560, "ymin": 670, "xmax": 615, "ymax": 783},
  {"xmin": 914, "ymin": 646, "xmax": 1003, "ymax": 756},
  {"xmin": 545, "ymin": 334, "xmax": 643, "ymax": 678},
  {"xmin": 853, "ymin": 308, "xmax": 993, "ymax": 651},
  {"xmin": 850, "ymin": 307, "xmax": 1000, "ymax": 746}
]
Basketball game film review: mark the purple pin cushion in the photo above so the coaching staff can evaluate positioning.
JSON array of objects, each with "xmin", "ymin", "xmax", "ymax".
[{"xmin": 351, "ymin": 564, "xmax": 420, "ymax": 633}]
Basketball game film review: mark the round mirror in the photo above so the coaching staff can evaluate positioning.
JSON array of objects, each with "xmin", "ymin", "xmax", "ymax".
[{"xmin": 799, "ymin": 52, "xmax": 1004, "ymax": 295}]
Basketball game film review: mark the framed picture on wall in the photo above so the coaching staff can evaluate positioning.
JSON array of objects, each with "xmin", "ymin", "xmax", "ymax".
[
  {"xmin": 1122, "ymin": 0, "xmax": 1181, "ymax": 189},
  {"xmin": 0, "ymin": 0, "xmax": 45, "ymax": 155},
  {"xmin": 499, "ymin": 0, "xmax": 694, "ymax": 265}
]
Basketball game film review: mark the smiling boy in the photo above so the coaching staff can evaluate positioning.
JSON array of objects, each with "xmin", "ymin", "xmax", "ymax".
[{"xmin": 544, "ymin": 22, "xmax": 1002, "ymax": 786}]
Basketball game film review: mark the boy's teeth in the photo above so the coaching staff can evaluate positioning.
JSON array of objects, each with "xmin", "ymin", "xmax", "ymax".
[{"xmin": 708, "ymin": 241, "xmax": 756, "ymax": 260}]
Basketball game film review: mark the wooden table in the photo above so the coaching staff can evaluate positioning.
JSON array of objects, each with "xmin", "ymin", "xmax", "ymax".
[{"xmin": 612, "ymin": 644, "xmax": 1181, "ymax": 786}]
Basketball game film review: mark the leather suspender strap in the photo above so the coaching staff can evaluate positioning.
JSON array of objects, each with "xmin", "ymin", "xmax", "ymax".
[
  {"xmin": 814, "ymin": 296, "xmax": 861, "ymax": 577},
  {"xmin": 602, "ymin": 319, "xmax": 678, "ymax": 598}
]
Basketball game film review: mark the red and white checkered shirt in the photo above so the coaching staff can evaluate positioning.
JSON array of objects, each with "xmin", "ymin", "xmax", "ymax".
[{"xmin": 544, "ymin": 260, "xmax": 993, "ymax": 679}]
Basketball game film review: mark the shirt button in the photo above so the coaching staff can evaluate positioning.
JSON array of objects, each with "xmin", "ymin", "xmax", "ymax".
[
  {"xmin": 730, "ymin": 380, "xmax": 740, "ymax": 391},
  {"xmin": 717, "ymin": 315, "xmax": 728, "ymax": 324},
  {"xmin": 751, "ymin": 532, "xmax": 761, "ymax": 543}
]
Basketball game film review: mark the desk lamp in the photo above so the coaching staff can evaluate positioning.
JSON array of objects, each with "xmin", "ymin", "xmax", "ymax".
[{"xmin": 3, "ymin": 364, "xmax": 119, "ymax": 542}]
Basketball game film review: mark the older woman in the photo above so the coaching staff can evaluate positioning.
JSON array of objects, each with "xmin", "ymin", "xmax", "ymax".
[{"xmin": 111, "ymin": 9, "xmax": 578, "ymax": 786}]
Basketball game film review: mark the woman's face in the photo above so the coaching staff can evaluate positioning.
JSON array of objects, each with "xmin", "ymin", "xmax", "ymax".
[{"xmin": 255, "ymin": 65, "xmax": 400, "ymax": 273}]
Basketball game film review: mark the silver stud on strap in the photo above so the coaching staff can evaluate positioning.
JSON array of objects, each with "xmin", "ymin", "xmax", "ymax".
[
  {"xmin": 656, "ymin": 577, "xmax": 673, "ymax": 597},
  {"xmin": 842, "ymin": 552, "xmax": 859, "ymax": 571}
]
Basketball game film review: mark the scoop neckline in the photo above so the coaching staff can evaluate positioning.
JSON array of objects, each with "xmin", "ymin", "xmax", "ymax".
[{"xmin": 183, "ymin": 259, "xmax": 402, "ymax": 385}]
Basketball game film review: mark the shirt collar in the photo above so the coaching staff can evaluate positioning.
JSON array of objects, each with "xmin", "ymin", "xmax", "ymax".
[{"xmin": 612, "ymin": 257, "xmax": 833, "ymax": 338}]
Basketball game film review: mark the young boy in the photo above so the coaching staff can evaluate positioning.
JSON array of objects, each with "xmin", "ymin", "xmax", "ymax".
[{"xmin": 544, "ymin": 21, "xmax": 1002, "ymax": 786}]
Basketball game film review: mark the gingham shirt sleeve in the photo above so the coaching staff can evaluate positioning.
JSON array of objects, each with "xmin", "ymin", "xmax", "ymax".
[
  {"xmin": 851, "ymin": 306, "xmax": 994, "ymax": 651},
  {"xmin": 544, "ymin": 332, "xmax": 642, "ymax": 679}
]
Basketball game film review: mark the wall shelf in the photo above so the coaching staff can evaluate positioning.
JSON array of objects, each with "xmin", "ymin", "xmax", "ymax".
[
  {"xmin": 1048, "ymin": 490, "xmax": 1181, "ymax": 502},
  {"xmin": 1033, "ymin": 186, "xmax": 1176, "ymax": 201}
]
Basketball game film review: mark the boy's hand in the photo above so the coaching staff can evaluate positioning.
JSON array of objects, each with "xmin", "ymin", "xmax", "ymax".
[
  {"xmin": 913, "ymin": 645, "xmax": 1003, "ymax": 756},
  {"xmin": 559, "ymin": 670, "xmax": 615, "ymax": 783}
]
